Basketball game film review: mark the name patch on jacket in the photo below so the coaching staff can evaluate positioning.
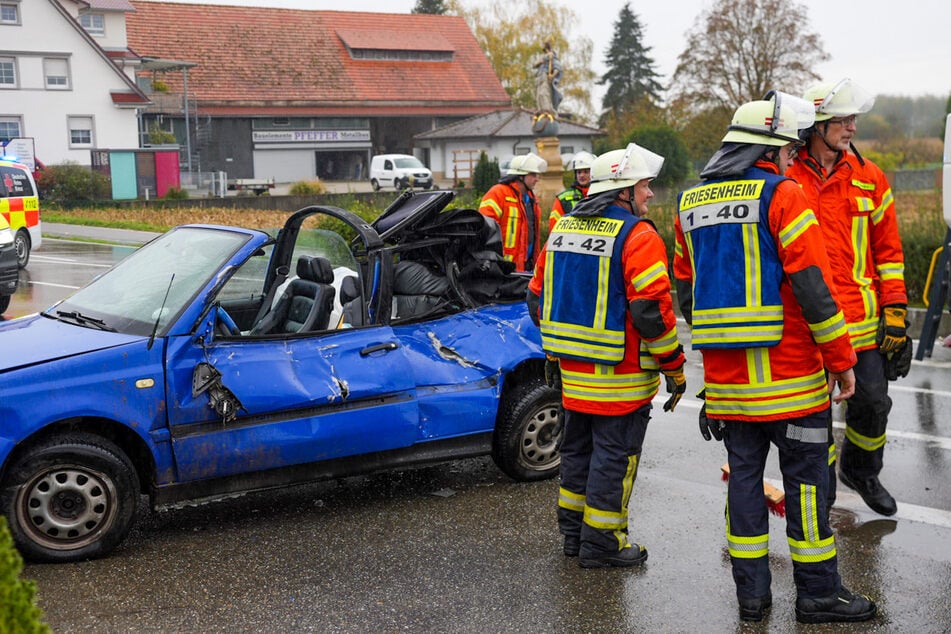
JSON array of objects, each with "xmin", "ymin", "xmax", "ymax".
[
  {"xmin": 548, "ymin": 216, "xmax": 623, "ymax": 256},
  {"xmin": 679, "ymin": 179, "xmax": 764, "ymax": 232}
]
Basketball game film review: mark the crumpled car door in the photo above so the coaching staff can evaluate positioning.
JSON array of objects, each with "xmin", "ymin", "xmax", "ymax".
[{"xmin": 163, "ymin": 324, "xmax": 418, "ymax": 482}]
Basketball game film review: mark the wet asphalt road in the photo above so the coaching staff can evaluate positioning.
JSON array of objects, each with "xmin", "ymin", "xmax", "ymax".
[{"xmin": 8, "ymin": 233, "xmax": 951, "ymax": 633}]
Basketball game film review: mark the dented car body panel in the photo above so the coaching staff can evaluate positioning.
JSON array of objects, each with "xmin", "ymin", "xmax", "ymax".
[{"xmin": 0, "ymin": 191, "xmax": 558, "ymax": 561}]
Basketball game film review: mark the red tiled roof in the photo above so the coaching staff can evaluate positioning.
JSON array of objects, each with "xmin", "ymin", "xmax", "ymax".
[{"xmin": 126, "ymin": 1, "xmax": 511, "ymax": 114}]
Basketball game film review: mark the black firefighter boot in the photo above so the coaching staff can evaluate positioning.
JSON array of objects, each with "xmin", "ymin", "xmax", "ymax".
[{"xmin": 839, "ymin": 442, "xmax": 897, "ymax": 516}]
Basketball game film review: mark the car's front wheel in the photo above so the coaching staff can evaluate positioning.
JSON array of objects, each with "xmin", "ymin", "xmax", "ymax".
[
  {"xmin": 0, "ymin": 294, "xmax": 9, "ymax": 314},
  {"xmin": 1, "ymin": 434, "xmax": 139, "ymax": 563},
  {"xmin": 14, "ymin": 229, "xmax": 30, "ymax": 269},
  {"xmin": 492, "ymin": 379, "xmax": 562, "ymax": 481}
]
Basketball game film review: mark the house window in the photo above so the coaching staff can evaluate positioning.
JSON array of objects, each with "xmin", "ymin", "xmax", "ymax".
[
  {"xmin": 68, "ymin": 116, "xmax": 94, "ymax": 147},
  {"xmin": 79, "ymin": 13, "xmax": 105, "ymax": 36},
  {"xmin": 0, "ymin": 117, "xmax": 21, "ymax": 140},
  {"xmin": 0, "ymin": 57, "xmax": 16, "ymax": 87},
  {"xmin": 44, "ymin": 58, "xmax": 70, "ymax": 89},
  {"xmin": 1, "ymin": 3, "xmax": 20, "ymax": 25}
]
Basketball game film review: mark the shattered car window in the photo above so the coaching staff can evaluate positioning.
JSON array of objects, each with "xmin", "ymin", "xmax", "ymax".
[{"xmin": 49, "ymin": 228, "xmax": 250, "ymax": 336}]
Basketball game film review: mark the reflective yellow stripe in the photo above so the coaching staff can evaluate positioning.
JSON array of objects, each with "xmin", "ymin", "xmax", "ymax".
[
  {"xmin": 789, "ymin": 489, "xmax": 837, "ymax": 564},
  {"xmin": 779, "ymin": 209, "xmax": 819, "ymax": 248},
  {"xmin": 593, "ymin": 253, "xmax": 610, "ymax": 329},
  {"xmin": 876, "ymin": 261, "xmax": 904, "ymax": 282},
  {"xmin": 631, "ymin": 261, "xmax": 666, "ymax": 291},
  {"xmin": 809, "ymin": 310, "xmax": 849, "ymax": 344},
  {"xmin": 584, "ymin": 504, "xmax": 627, "ymax": 530},
  {"xmin": 479, "ymin": 198, "xmax": 503, "ymax": 219},
  {"xmin": 705, "ymin": 370, "xmax": 828, "ymax": 418},
  {"xmin": 561, "ymin": 366, "xmax": 660, "ymax": 402},
  {"xmin": 801, "ymin": 483, "xmax": 820, "ymax": 542},
  {"xmin": 848, "ymin": 318, "xmax": 879, "ymax": 349},
  {"xmin": 558, "ymin": 487, "xmax": 585, "ymax": 512},
  {"xmin": 727, "ymin": 532, "xmax": 769, "ymax": 559},
  {"xmin": 643, "ymin": 326, "xmax": 680, "ymax": 357},
  {"xmin": 828, "ymin": 443, "xmax": 837, "ymax": 466},
  {"xmin": 692, "ymin": 304, "xmax": 784, "ymax": 347},
  {"xmin": 873, "ymin": 189, "xmax": 894, "ymax": 225},
  {"xmin": 743, "ymin": 223, "xmax": 761, "ymax": 306},
  {"xmin": 845, "ymin": 426, "xmax": 887, "ymax": 451}
]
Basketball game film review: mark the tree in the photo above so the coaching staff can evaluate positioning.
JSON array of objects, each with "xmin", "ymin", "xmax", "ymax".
[
  {"xmin": 448, "ymin": 0, "xmax": 597, "ymax": 123},
  {"xmin": 598, "ymin": 3, "xmax": 663, "ymax": 123},
  {"xmin": 623, "ymin": 125, "xmax": 689, "ymax": 189},
  {"xmin": 669, "ymin": 0, "xmax": 828, "ymax": 110},
  {"xmin": 412, "ymin": 0, "xmax": 447, "ymax": 14},
  {"xmin": 472, "ymin": 151, "xmax": 500, "ymax": 196}
]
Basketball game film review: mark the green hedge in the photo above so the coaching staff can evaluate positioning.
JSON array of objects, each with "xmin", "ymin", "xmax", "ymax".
[{"xmin": 0, "ymin": 516, "xmax": 50, "ymax": 633}]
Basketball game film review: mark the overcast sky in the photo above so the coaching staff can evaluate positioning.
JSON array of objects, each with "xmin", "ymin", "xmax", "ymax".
[{"xmin": 166, "ymin": 0, "xmax": 951, "ymax": 102}]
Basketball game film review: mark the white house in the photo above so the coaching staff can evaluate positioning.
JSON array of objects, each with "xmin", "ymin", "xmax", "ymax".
[
  {"xmin": 413, "ymin": 109, "xmax": 603, "ymax": 183},
  {"xmin": 0, "ymin": 0, "xmax": 148, "ymax": 168}
]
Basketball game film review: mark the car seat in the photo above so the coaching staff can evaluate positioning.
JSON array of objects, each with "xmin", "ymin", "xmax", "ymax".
[{"xmin": 251, "ymin": 255, "xmax": 336, "ymax": 335}]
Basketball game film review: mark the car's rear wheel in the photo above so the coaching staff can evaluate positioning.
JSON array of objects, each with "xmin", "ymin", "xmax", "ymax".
[
  {"xmin": 371, "ymin": 179, "xmax": 380, "ymax": 191},
  {"xmin": 492, "ymin": 379, "xmax": 562, "ymax": 481},
  {"xmin": 1, "ymin": 434, "xmax": 139, "ymax": 563},
  {"xmin": 14, "ymin": 229, "xmax": 30, "ymax": 269},
  {"xmin": 0, "ymin": 294, "xmax": 9, "ymax": 314}
]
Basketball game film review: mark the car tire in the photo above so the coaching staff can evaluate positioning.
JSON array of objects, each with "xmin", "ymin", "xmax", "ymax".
[
  {"xmin": 394, "ymin": 178, "xmax": 403, "ymax": 190},
  {"xmin": 1, "ymin": 434, "xmax": 139, "ymax": 563},
  {"xmin": 14, "ymin": 229, "xmax": 30, "ymax": 269},
  {"xmin": 0, "ymin": 294, "xmax": 9, "ymax": 314},
  {"xmin": 492, "ymin": 379, "xmax": 562, "ymax": 481},
  {"xmin": 371, "ymin": 179, "xmax": 380, "ymax": 191}
]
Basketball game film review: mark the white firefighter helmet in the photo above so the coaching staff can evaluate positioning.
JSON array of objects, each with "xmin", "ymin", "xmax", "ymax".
[
  {"xmin": 568, "ymin": 151, "xmax": 596, "ymax": 172},
  {"xmin": 506, "ymin": 152, "xmax": 548, "ymax": 175},
  {"xmin": 803, "ymin": 78, "xmax": 876, "ymax": 122},
  {"xmin": 587, "ymin": 143, "xmax": 664, "ymax": 196},
  {"xmin": 722, "ymin": 91, "xmax": 816, "ymax": 147}
]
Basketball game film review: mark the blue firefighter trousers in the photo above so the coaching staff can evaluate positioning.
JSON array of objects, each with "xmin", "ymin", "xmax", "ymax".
[
  {"xmin": 556, "ymin": 404, "xmax": 650, "ymax": 558},
  {"xmin": 722, "ymin": 412, "xmax": 842, "ymax": 601}
]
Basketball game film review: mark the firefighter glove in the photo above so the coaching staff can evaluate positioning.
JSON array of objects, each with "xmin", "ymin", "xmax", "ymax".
[
  {"xmin": 877, "ymin": 305, "xmax": 908, "ymax": 355},
  {"xmin": 698, "ymin": 404, "xmax": 724, "ymax": 442},
  {"xmin": 662, "ymin": 366, "xmax": 686, "ymax": 412},
  {"xmin": 544, "ymin": 355, "xmax": 562, "ymax": 390},
  {"xmin": 884, "ymin": 336, "xmax": 913, "ymax": 381}
]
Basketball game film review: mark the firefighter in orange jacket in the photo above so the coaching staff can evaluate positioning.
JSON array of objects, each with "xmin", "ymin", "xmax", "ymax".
[
  {"xmin": 786, "ymin": 79, "xmax": 909, "ymax": 517},
  {"xmin": 673, "ymin": 92, "xmax": 876, "ymax": 624},
  {"xmin": 479, "ymin": 153, "xmax": 546, "ymax": 272},
  {"xmin": 549, "ymin": 151, "xmax": 595, "ymax": 232},
  {"xmin": 528, "ymin": 143, "xmax": 686, "ymax": 568}
]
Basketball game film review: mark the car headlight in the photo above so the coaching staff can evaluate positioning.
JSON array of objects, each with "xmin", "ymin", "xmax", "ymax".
[{"xmin": 0, "ymin": 228, "xmax": 13, "ymax": 246}]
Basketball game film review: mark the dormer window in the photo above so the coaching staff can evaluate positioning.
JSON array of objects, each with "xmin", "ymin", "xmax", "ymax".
[
  {"xmin": 336, "ymin": 29, "xmax": 455, "ymax": 63},
  {"xmin": 79, "ymin": 12, "xmax": 105, "ymax": 36}
]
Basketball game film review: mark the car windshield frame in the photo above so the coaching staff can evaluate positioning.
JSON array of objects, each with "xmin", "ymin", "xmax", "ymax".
[{"xmin": 48, "ymin": 227, "xmax": 252, "ymax": 337}]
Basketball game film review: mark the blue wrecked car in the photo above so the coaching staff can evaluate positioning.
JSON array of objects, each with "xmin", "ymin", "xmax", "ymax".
[{"xmin": 0, "ymin": 191, "xmax": 561, "ymax": 562}]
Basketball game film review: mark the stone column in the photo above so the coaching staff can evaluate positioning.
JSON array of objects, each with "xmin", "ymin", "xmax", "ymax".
[{"xmin": 534, "ymin": 135, "xmax": 563, "ymax": 226}]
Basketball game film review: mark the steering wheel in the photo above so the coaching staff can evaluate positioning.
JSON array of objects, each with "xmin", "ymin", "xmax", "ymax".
[{"xmin": 215, "ymin": 305, "xmax": 241, "ymax": 337}]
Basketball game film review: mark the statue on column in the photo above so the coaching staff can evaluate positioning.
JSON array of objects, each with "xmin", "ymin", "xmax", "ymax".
[{"xmin": 532, "ymin": 41, "xmax": 562, "ymax": 136}]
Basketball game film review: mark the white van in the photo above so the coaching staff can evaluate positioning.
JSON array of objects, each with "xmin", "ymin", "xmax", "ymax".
[{"xmin": 369, "ymin": 154, "xmax": 433, "ymax": 191}]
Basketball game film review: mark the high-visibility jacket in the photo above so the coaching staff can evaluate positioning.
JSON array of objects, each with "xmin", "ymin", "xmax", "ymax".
[
  {"xmin": 530, "ymin": 204, "xmax": 684, "ymax": 416},
  {"xmin": 538, "ymin": 207, "xmax": 640, "ymax": 364},
  {"xmin": 479, "ymin": 179, "xmax": 541, "ymax": 272},
  {"xmin": 786, "ymin": 149, "xmax": 907, "ymax": 352},
  {"xmin": 549, "ymin": 184, "xmax": 589, "ymax": 232},
  {"xmin": 680, "ymin": 170, "xmax": 787, "ymax": 349},
  {"xmin": 673, "ymin": 161, "xmax": 856, "ymax": 422}
]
